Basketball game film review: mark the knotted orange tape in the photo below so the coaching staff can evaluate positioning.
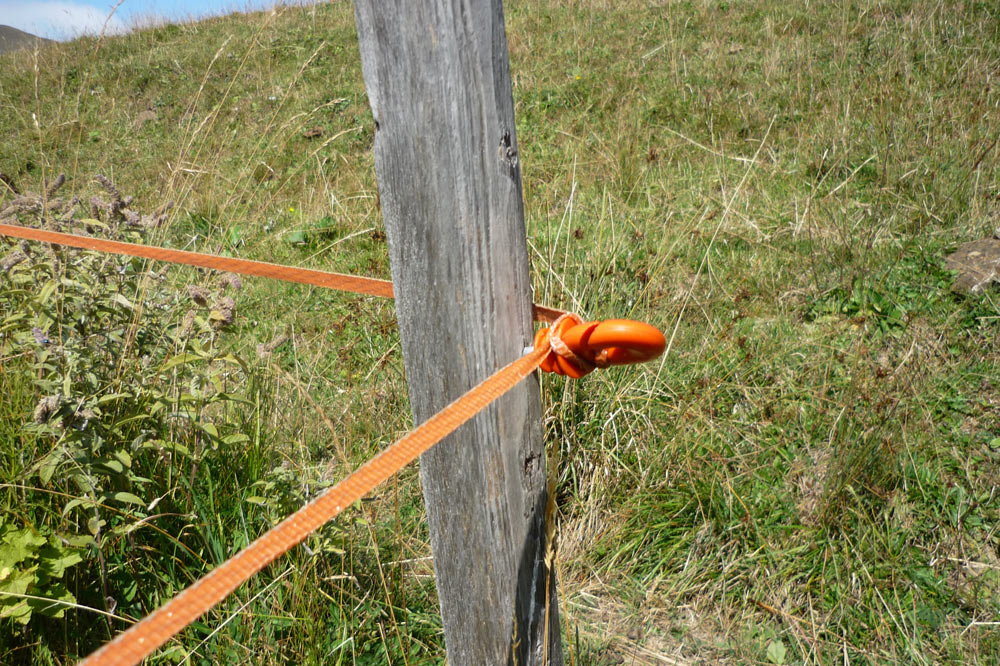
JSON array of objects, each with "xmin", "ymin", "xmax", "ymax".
[{"xmin": 534, "ymin": 312, "xmax": 666, "ymax": 378}]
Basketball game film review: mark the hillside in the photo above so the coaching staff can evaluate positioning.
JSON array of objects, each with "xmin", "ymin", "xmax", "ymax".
[
  {"xmin": 2, "ymin": 1, "xmax": 1000, "ymax": 664},
  {"xmin": 0, "ymin": 25, "xmax": 53, "ymax": 55}
]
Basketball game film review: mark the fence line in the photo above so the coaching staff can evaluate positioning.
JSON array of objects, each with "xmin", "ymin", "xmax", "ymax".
[{"xmin": 0, "ymin": 223, "xmax": 664, "ymax": 665}]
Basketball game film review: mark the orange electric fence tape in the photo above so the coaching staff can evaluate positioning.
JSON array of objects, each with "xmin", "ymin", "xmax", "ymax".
[
  {"xmin": 0, "ymin": 222, "xmax": 666, "ymax": 665},
  {"xmin": 0, "ymin": 223, "xmax": 567, "ymax": 323},
  {"xmin": 0, "ymin": 222, "xmax": 393, "ymax": 294}
]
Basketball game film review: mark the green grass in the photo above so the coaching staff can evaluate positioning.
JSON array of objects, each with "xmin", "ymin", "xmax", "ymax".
[{"xmin": 2, "ymin": 0, "xmax": 1000, "ymax": 663}]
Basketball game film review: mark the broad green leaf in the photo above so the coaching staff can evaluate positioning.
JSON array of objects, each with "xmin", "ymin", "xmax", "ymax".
[
  {"xmin": 98, "ymin": 459, "xmax": 124, "ymax": 474},
  {"xmin": 285, "ymin": 230, "xmax": 308, "ymax": 244},
  {"xmin": 86, "ymin": 516, "xmax": 105, "ymax": 536},
  {"xmin": 111, "ymin": 413, "xmax": 153, "ymax": 430},
  {"xmin": 97, "ymin": 392, "xmax": 133, "ymax": 404},
  {"xmin": 75, "ymin": 218, "xmax": 108, "ymax": 229},
  {"xmin": 99, "ymin": 460, "xmax": 125, "ymax": 474},
  {"xmin": 0, "ymin": 527, "xmax": 46, "ymax": 568},
  {"xmin": 38, "ymin": 280, "xmax": 58, "ymax": 304},
  {"xmin": 209, "ymin": 373, "xmax": 224, "ymax": 394},
  {"xmin": 212, "ymin": 392, "xmax": 253, "ymax": 405},
  {"xmin": 110, "ymin": 293, "xmax": 135, "ymax": 310},
  {"xmin": 112, "ymin": 449, "xmax": 132, "ymax": 468},
  {"xmin": 26, "ymin": 583, "xmax": 76, "ymax": 619},
  {"xmin": 0, "ymin": 568, "xmax": 36, "ymax": 624},
  {"xmin": 64, "ymin": 535, "xmax": 97, "ymax": 549},
  {"xmin": 159, "ymin": 353, "xmax": 202, "ymax": 372},
  {"xmin": 62, "ymin": 498, "xmax": 93, "ymax": 517},
  {"xmin": 158, "ymin": 645, "xmax": 186, "ymax": 664},
  {"xmin": 111, "ymin": 492, "xmax": 145, "ymax": 506},
  {"xmin": 766, "ymin": 639, "xmax": 787, "ymax": 665},
  {"xmin": 71, "ymin": 473, "xmax": 97, "ymax": 495},
  {"xmin": 0, "ymin": 568, "xmax": 35, "ymax": 593},
  {"xmin": 141, "ymin": 440, "xmax": 191, "ymax": 458},
  {"xmin": 60, "ymin": 278, "xmax": 86, "ymax": 290},
  {"xmin": 38, "ymin": 453, "xmax": 59, "ymax": 486},
  {"xmin": 37, "ymin": 544, "xmax": 83, "ymax": 578},
  {"xmin": 0, "ymin": 599, "xmax": 32, "ymax": 624}
]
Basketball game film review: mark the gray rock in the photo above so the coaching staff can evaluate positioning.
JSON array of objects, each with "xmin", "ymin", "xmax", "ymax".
[{"xmin": 945, "ymin": 239, "xmax": 1000, "ymax": 293}]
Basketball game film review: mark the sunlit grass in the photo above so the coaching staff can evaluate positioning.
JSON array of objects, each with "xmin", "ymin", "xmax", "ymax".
[{"xmin": 2, "ymin": 0, "xmax": 1000, "ymax": 663}]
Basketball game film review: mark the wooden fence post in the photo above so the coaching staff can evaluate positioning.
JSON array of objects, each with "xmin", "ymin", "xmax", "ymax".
[{"xmin": 353, "ymin": 2, "xmax": 563, "ymax": 664}]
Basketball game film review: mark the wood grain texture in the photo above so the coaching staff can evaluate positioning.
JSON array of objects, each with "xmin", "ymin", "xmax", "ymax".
[{"xmin": 353, "ymin": 1, "xmax": 562, "ymax": 664}]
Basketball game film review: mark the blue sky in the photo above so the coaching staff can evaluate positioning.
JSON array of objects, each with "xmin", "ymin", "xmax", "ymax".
[{"xmin": 0, "ymin": 1, "xmax": 313, "ymax": 41}]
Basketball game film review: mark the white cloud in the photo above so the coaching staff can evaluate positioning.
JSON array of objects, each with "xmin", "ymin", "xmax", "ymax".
[{"xmin": 0, "ymin": 2, "xmax": 129, "ymax": 41}]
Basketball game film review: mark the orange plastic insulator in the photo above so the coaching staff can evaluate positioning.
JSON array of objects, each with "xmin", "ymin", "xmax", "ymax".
[{"xmin": 534, "ymin": 313, "xmax": 666, "ymax": 378}]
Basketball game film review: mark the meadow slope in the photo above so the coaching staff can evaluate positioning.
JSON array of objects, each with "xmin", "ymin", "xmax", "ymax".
[{"xmin": 2, "ymin": 1, "xmax": 1000, "ymax": 664}]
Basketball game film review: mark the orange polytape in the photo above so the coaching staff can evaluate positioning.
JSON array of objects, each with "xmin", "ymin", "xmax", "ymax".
[
  {"xmin": 77, "ymin": 344, "xmax": 550, "ymax": 666},
  {"xmin": 0, "ymin": 223, "xmax": 566, "ymax": 321},
  {"xmin": 0, "ymin": 223, "xmax": 394, "ymax": 298}
]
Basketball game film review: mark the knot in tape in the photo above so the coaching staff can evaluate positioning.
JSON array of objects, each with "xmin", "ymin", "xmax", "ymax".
[{"xmin": 533, "ymin": 313, "xmax": 667, "ymax": 379}]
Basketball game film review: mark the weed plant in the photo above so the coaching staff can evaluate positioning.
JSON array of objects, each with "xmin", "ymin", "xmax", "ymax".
[{"xmin": 1, "ymin": 0, "xmax": 1000, "ymax": 664}]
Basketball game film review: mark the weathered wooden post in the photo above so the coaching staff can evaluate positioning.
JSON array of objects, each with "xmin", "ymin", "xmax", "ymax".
[{"xmin": 353, "ymin": 2, "xmax": 563, "ymax": 664}]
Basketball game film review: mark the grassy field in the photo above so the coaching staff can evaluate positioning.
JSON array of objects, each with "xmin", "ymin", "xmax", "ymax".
[{"xmin": 2, "ymin": 0, "xmax": 1000, "ymax": 663}]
